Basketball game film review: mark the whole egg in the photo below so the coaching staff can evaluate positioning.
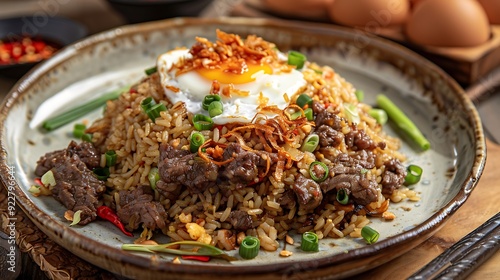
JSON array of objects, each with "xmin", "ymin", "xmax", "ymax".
[
  {"xmin": 327, "ymin": 0, "xmax": 410, "ymax": 28},
  {"xmin": 405, "ymin": 0, "xmax": 490, "ymax": 47}
]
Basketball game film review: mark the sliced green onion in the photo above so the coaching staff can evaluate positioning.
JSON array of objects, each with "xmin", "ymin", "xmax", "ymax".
[
  {"xmin": 301, "ymin": 134, "xmax": 319, "ymax": 152},
  {"xmin": 239, "ymin": 236, "xmax": 260, "ymax": 259},
  {"xmin": 145, "ymin": 66, "xmax": 157, "ymax": 76},
  {"xmin": 369, "ymin": 108, "xmax": 388, "ymax": 125},
  {"xmin": 93, "ymin": 167, "xmax": 110, "ymax": 181},
  {"xmin": 82, "ymin": 133, "xmax": 93, "ymax": 143},
  {"xmin": 336, "ymin": 188, "xmax": 349, "ymax": 205},
  {"xmin": 304, "ymin": 108, "xmax": 314, "ymax": 121},
  {"xmin": 190, "ymin": 132, "xmax": 205, "ymax": 153},
  {"xmin": 355, "ymin": 90, "xmax": 365, "ymax": 102},
  {"xmin": 29, "ymin": 185, "xmax": 41, "ymax": 195},
  {"xmin": 208, "ymin": 100, "xmax": 223, "ymax": 118},
  {"xmin": 290, "ymin": 110, "xmax": 303, "ymax": 120},
  {"xmin": 296, "ymin": 94, "xmax": 313, "ymax": 109},
  {"xmin": 105, "ymin": 150, "xmax": 117, "ymax": 167},
  {"xmin": 146, "ymin": 103, "xmax": 167, "ymax": 122},
  {"xmin": 361, "ymin": 226, "xmax": 379, "ymax": 245},
  {"xmin": 148, "ymin": 167, "xmax": 160, "ymax": 190},
  {"xmin": 202, "ymin": 94, "xmax": 222, "ymax": 111},
  {"xmin": 376, "ymin": 94, "xmax": 430, "ymax": 151},
  {"xmin": 404, "ymin": 164, "xmax": 423, "ymax": 186},
  {"xmin": 193, "ymin": 114, "xmax": 214, "ymax": 131},
  {"xmin": 141, "ymin": 97, "xmax": 156, "ymax": 111},
  {"xmin": 70, "ymin": 210, "xmax": 83, "ymax": 226},
  {"xmin": 287, "ymin": 50, "xmax": 306, "ymax": 69},
  {"xmin": 41, "ymin": 170, "xmax": 56, "ymax": 189},
  {"xmin": 73, "ymin": 123, "xmax": 86, "ymax": 139},
  {"xmin": 344, "ymin": 103, "xmax": 360, "ymax": 124},
  {"xmin": 42, "ymin": 85, "xmax": 129, "ymax": 131},
  {"xmin": 309, "ymin": 161, "xmax": 329, "ymax": 183},
  {"xmin": 301, "ymin": 232, "xmax": 319, "ymax": 252}
]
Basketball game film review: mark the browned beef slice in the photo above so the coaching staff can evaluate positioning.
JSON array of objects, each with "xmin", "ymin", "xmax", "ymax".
[
  {"xmin": 35, "ymin": 141, "xmax": 101, "ymax": 176},
  {"xmin": 220, "ymin": 143, "xmax": 262, "ymax": 187},
  {"xmin": 317, "ymin": 125, "xmax": 343, "ymax": 148},
  {"xmin": 228, "ymin": 210, "xmax": 254, "ymax": 231},
  {"xmin": 319, "ymin": 152, "xmax": 380, "ymax": 205},
  {"xmin": 50, "ymin": 153, "xmax": 106, "ymax": 225},
  {"xmin": 292, "ymin": 174, "xmax": 323, "ymax": 211},
  {"xmin": 319, "ymin": 174, "xmax": 378, "ymax": 205},
  {"xmin": 66, "ymin": 141, "xmax": 101, "ymax": 170},
  {"xmin": 116, "ymin": 185, "xmax": 168, "ymax": 231},
  {"xmin": 312, "ymin": 101, "xmax": 341, "ymax": 129},
  {"xmin": 345, "ymin": 128, "xmax": 377, "ymax": 151},
  {"xmin": 158, "ymin": 144, "xmax": 218, "ymax": 194},
  {"xmin": 381, "ymin": 158, "xmax": 406, "ymax": 195}
]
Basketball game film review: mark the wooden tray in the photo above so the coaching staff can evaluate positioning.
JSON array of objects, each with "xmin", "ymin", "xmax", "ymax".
[{"xmin": 231, "ymin": 0, "xmax": 500, "ymax": 86}]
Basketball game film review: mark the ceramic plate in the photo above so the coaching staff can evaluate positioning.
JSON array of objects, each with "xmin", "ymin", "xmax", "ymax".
[{"xmin": 0, "ymin": 18, "xmax": 486, "ymax": 279}]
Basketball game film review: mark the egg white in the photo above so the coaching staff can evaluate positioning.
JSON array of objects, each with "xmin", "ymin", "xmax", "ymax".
[{"xmin": 157, "ymin": 49, "xmax": 307, "ymax": 124}]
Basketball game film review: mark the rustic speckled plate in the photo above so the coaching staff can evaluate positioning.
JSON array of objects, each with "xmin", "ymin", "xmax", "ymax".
[{"xmin": 0, "ymin": 18, "xmax": 486, "ymax": 279}]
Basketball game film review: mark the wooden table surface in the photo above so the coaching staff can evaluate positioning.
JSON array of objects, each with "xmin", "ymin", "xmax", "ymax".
[{"xmin": 0, "ymin": 1, "xmax": 499, "ymax": 279}]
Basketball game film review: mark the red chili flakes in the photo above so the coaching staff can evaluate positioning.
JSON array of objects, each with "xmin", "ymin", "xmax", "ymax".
[{"xmin": 0, "ymin": 36, "xmax": 59, "ymax": 65}]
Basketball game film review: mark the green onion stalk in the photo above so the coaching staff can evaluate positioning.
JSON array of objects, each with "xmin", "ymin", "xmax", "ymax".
[
  {"xmin": 376, "ymin": 94, "xmax": 430, "ymax": 151},
  {"xmin": 42, "ymin": 85, "xmax": 130, "ymax": 131}
]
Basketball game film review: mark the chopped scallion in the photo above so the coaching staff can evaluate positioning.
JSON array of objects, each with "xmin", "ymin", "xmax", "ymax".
[
  {"xmin": 336, "ymin": 188, "xmax": 349, "ymax": 205},
  {"xmin": 208, "ymin": 100, "xmax": 223, "ymax": 118},
  {"xmin": 376, "ymin": 94, "xmax": 430, "ymax": 151},
  {"xmin": 309, "ymin": 161, "xmax": 329, "ymax": 183},
  {"xmin": 42, "ymin": 85, "xmax": 129, "ymax": 131},
  {"xmin": 190, "ymin": 132, "xmax": 205, "ymax": 153},
  {"xmin": 82, "ymin": 133, "xmax": 93, "ymax": 143},
  {"xmin": 41, "ymin": 170, "xmax": 56, "ymax": 189},
  {"xmin": 73, "ymin": 123, "xmax": 86, "ymax": 139},
  {"xmin": 239, "ymin": 236, "xmax": 260, "ymax": 259},
  {"xmin": 300, "ymin": 232, "xmax": 319, "ymax": 252},
  {"xmin": 369, "ymin": 108, "xmax": 388, "ymax": 125},
  {"xmin": 290, "ymin": 110, "xmax": 303, "ymax": 120},
  {"xmin": 93, "ymin": 167, "xmax": 110, "ymax": 181},
  {"xmin": 355, "ymin": 90, "xmax": 364, "ymax": 102},
  {"xmin": 193, "ymin": 114, "xmax": 214, "ymax": 131},
  {"xmin": 141, "ymin": 97, "xmax": 156, "ymax": 112},
  {"xmin": 69, "ymin": 210, "xmax": 83, "ymax": 226},
  {"xmin": 105, "ymin": 150, "xmax": 117, "ymax": 167},
  {"xmin": 287, "ymin": 50, "xmax": 306, "ymax": 69},
  {"xmin": 296, "ymin": 94, "xmax": 313, "ymax": 109},
  {"xmin": 404, "ymin": 164, "xmax": 423, "ymax": 186},
  {"xmin": 344, "ymin": 103, "xmax": 360, "ymax": 124},
  {"xmin": 304, "ymin": 107, "xmax": 314, "ymax": 121},
  {"xmin": 202, "ymin": 94, "xmax": 221, "ymax": 111},
  {"xmin": 148, "ymin": 167, "xmax": 160, "ymax": 190},
  {"xmin": 145, "ymin": 66, "xmax": 157, "ymax": 76},
  {"xmin": 301, "ymin": 134, "xmax": 319, "ymax": 152},
  {"xmin": 361, "ymin": 226, "xmax": 379, "ymax": 245},
  {"xmin": 146, "ymin": 103, "xmax": 167, "ymax": 122}
]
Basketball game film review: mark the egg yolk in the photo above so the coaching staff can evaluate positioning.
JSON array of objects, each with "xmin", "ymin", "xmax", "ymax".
[{"xmin": 196, "ymin": 63, "xmax": 273, "ymax": 84}]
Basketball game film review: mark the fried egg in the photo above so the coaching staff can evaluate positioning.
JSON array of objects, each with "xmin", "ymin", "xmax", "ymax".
[{"xmin": 157, "ymin": 48, "xmax": 307, "ymax": 124}]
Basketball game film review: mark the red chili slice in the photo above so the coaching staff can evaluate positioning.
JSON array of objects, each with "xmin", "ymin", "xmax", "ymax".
[{"xmin": 181, "ymin": 255, "xmax": 211, "ymax": 262}]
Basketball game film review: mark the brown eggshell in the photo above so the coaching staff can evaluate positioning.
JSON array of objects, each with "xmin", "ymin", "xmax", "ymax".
[
  {"xmin": 261, "ymin": 0, "xmax": 334, "ymax": 19},
  {"xmin": 405, "ymin": 0, "xmax": 490, "ymax": 47},
  {"xmin": 328, "ymin": 0, "xmax": 410, "ymax": 28},
  {"xmin": 478, "ymin": 0, "xmax": 500, "ymax": 24}
]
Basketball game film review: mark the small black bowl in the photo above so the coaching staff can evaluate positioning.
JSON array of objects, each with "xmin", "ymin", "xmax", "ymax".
[
  {"xmin": 106, "ymin": 0, "xmax": 213, "ymax": 24},
  {"xmin": 0, "ymin": 16, "xmax": 87, "ymax": 79}
]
